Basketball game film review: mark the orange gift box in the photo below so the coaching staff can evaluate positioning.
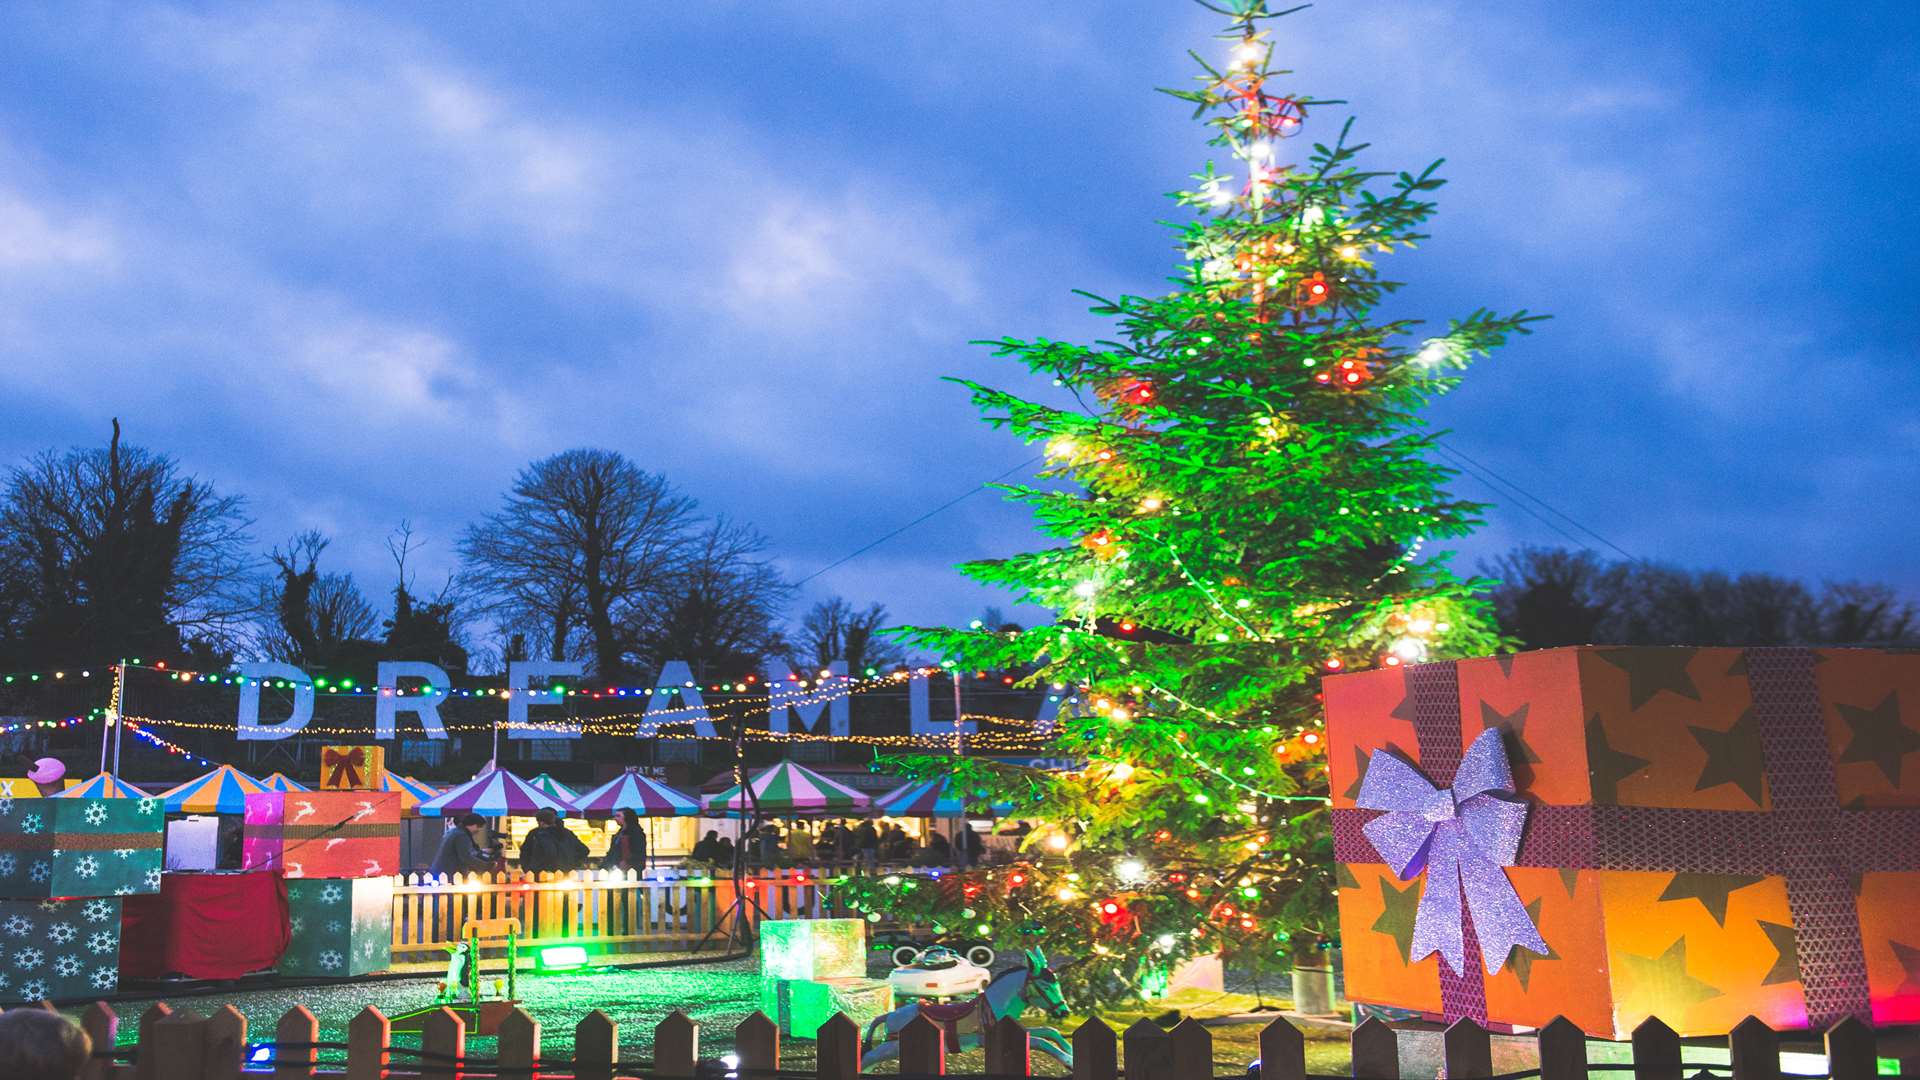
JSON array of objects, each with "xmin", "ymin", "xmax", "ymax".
[{"xmin": 1327, "ymin": 646, "xmax": 1920, "ymax": 1037}]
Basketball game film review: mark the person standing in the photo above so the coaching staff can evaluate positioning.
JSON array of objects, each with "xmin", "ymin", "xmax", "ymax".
[
  {"xmin": 959, "ymin": 823, "xmax": 986, "ymax": 868},
  {"xmin": 786, "ymin": 821, "xmax": 815, "ymax": 863},
  {"xmin": 853, "ymin": 819, "xmax": 879, "ymax": 872},
  {"xmin": 431, "ymin": 813, "xmax": 497, "ymax": 879},
  {"xmin": 519, "ymin": 808, "xmax": 589, "ymax": 874},
  {"xmin": 601, "ymin": 808, "xmax": 648, "ymax": 874}
]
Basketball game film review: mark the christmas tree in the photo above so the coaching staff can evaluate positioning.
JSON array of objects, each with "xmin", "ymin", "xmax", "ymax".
[{"xmin": 838, "ymin": 1, "xmax": 1540, "ymax": 1005}]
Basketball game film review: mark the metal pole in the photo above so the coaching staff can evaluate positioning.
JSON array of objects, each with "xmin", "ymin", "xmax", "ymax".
[
  {"xmin": 111, "ymin": 661, "xmax": 127, "ymax": 776},
  {"xmin": 951, "ymin": 670, "xmax": 964, "ymax": 755}
]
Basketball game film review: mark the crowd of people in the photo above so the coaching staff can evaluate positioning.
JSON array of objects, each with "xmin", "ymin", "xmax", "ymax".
[{"xmin": 427, "ymin": 808, "xmax": 1004, "ymax": 879}]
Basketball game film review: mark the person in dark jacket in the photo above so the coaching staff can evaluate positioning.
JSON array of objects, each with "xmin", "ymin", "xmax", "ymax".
[
  {"xmin": 431, "ymin": 813, "xmax": 497, "ymax": 878},
  {"xmin": 601, "ymin": 807, "xmax": 648, "ymax": 873},
  {"xmin": 519, "ymin": 808, "xmax": 589, "ymax": 874},
  {"xmin": 690, "ymin": 829, "xmax": 724, "ymax": 863},
  {"xmin": 853, "ymin": 820, "xmax": 880, "ymax": 871}
]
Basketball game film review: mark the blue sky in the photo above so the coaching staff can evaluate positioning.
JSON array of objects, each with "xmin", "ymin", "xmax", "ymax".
[{"xmin": 1, "ymin": 1, "xmax": 1914, "ymax": 640}]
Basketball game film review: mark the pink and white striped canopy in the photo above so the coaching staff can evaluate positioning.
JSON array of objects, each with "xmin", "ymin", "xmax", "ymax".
[
  {"xmin": 570, "ymin": 770, "xmax": 699, "ymax": 816},
  {"xmin": 417, "ymin": 768, "xmax": 571, "ymax": 817}
]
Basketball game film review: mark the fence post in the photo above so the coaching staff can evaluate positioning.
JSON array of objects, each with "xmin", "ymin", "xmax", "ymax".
[
  {"xmin": 900, "ymin": 1013, "xmax": 944, "ymax": 1076},
  {"xmin": 79, "ymin": 1002, "xmax": 119, "ymax": 1080},
  {"xmin": 1168, "ymin": 1019, "xmax": 1212, "ymax": 1079},
  {"xmin": 1823, "ymin": 1017, "xmax": 1876, "ymax": 1080},
  {"xmin": 498, "ymin": 1007, "xmax": 541, "ymax": 1080},
  {"xmin": 133, "ymin": 1002, "xmax": 172, "ymax": 1080},
  {"xmin": 1444, "ymin": 1018, "xmax": 1493, "ymax": 1080},
  {"xmin": 345, "ymin": 1006, "xmax": 391, "ymax": 1080},
  {"xmin": 1728, "ymin": 1017, "xmax": 1779, "ymax": 1080},
  {"xmin": 1257, "ymin": 1017, "xmax": 1305, "ymax": 1080},
  {"xmin": 1350, "ymin": 1016, "xmax": 1398, "ymax": 1080},
  {"xmin": 203, "ymin": 1005, "xmax": 247, "ymax": 1080},
  {"xmin": 815, "ymin": 1013, "xmax": 860, "ymax": 1080},
  {"xmin": 1061, "ymin": 1019, "xmax": 1111, "ymax": 1080},
  {"xmin": 736, "ymin": 1011, "xmax": 781, "ymax": 1075},
  {"xmin": 420, "ymin": 1006, "xmax": 465, "ymax": 1080},
  {"xmin": 150, "ymin": 1007, "xmax": 208, "ymax": 1080},
  {"xmin": 1123, "ymin": 1019, "xmax": 1172, "ymax": 1080},
  {"xmin": 1630, "ymin": 1018, "xmax": 1681, "ymax": 1080},
  {"xmin": 274, "ymin": 1006, "xmax": 318, "ymax": 1080},
  {"xmin": 1537, "ymin": 1017, "xmax": 1588, "ymax": 1080},
  {"xmin": 655, "ymin": 1010, "xmax": 698, "ymax": 1079},
  {"xmin": 987, "ymin": 1016, "xmax": 1030, "ymax": 1077},
  {"xmin": 574, "ymin": 1010, "xmax": 617, "ymax": 1080}
]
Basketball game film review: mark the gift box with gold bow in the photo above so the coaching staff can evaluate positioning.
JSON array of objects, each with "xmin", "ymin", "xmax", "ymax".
[{"xmin": 1327, "ymin": 646, "xmax": 1920, "ymax": 1036}]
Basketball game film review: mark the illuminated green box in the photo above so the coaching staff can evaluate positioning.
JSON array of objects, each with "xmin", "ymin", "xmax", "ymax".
[
  {"xmin": 758, "ymin": 976, "xmax": 895, "ymax": 1039},
  {"xmin": 758, "ymin": 918, "xmax": 866, "ymax": 981}
]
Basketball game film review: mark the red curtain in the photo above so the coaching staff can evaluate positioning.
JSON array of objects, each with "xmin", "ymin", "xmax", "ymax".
[{"xmin": 120, "ymin": 872, "xmax": 291, "ymax": 980}]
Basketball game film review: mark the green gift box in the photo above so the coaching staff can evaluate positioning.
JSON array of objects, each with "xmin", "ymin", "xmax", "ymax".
[
  {"xmin": 758, "ymin": 917, "xmax": 866, "ymax": 981},
  {"xmin": 277, "ymin": 877, "xmax": 392, "ymax": 976},
  {"xmin": 759, "ymin": 976, "xmax": 895, "ymax": 1039},
  {"xmin": 0, "ymin": 796, "xmax": 163, "ymax": 900},
  {"xmin": 0, "ymin": 897, "xmax": 122, "ymax": 1004}
]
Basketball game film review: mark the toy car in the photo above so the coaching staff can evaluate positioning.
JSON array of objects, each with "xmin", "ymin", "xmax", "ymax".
[
  {"xmin": 885, "ymin": 945, "xmax": 994, "ymax": 999},
  {"xmin": 872, "ymin": 929, "xmax": 995, "ymax": 970}
]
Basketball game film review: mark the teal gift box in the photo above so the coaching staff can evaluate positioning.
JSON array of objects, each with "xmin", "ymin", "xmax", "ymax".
[
  {"xmin": 0, "ymin": 897, "xmax": 122, "ymax": 1004},
  {"xmin": 0, "ymin": 796, "xmax": 163, "ymax": 900},
  {"xmin": 759, "ymin": 976, "xmax": 895, "ymax": 1039},
  {"xmin": 277, "ymin": 878, "xmax": 392, "ymax": 977}
]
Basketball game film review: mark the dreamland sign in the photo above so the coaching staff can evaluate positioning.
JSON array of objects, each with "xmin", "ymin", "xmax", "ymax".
[{"xmin": 233, "ymin": 658, "xmax": 1072, "ymax": 741}]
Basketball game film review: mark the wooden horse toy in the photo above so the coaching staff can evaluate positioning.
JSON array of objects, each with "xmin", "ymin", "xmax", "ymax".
[{"xmin": 861, "ymin": 947, "xmax": 1074, "ymax": 1069}]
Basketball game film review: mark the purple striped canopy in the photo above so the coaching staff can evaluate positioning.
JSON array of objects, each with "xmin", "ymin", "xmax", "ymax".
[
  {"xmin": 872, "ymin": 777, "xmax": 1013, "ymax": 818},
  {"xmin": 417, "ymin": 768, "xmax": 571, "ymax": 817},
  {"xmin": 570, "ymin": 770, "xmax": 699, "ymax": 816},
  {"xmin": 704, "ymin": 761, "xmax": 872, "ymax": 816}
]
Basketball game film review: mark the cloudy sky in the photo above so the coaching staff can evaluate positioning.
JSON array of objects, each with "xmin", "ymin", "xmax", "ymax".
[{"xmin": 1, "ymin": 1, "xmax": 1914, "ymax": 642}]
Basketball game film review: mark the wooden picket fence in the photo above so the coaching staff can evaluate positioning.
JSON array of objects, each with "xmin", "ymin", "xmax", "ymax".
[
  {"xmin": 390, "ymin": 870, "xmax": 844, "ymax": 960},
  {"xmin": 24, "ymin": 998, "xmax": 1898, "ymax": 1080}
]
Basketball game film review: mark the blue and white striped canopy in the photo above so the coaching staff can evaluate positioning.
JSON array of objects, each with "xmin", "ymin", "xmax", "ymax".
[{"xmin": 872, "ymin": 777, "xmax": 1012, "ymax": 818}]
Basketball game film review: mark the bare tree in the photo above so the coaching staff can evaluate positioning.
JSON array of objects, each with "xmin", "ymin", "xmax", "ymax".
[
  {"xmin": 630, "ymin": 516, "xmax": 790, "ymax": 678},
  {"xmin": 787, "ymin": 596, "xmax": 907, "ymax": 674},
  {"xmin": 262, "ymin": 530, "xmax": 378, "ymax": 666},
  {"xmin": 383, "ymin": 520, "xmax": 468, "ymax": 673},
  {"xmin": 0, "ymin": 419, "xmax": 254, "ymax": 665},
  {"xmin": 460, "ymin": 450, "xmax": 699, "ymax": 677}
]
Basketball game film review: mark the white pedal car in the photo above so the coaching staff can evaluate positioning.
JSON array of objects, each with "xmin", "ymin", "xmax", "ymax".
[{"xmin": 885, "ymin": 945, "xmax": 994, "ymax": 1000}]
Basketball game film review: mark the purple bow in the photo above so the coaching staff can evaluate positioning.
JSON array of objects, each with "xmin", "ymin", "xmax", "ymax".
[{"xmin": 1357, "ymin": 727, "xmax": 1549, "ymax": 976}]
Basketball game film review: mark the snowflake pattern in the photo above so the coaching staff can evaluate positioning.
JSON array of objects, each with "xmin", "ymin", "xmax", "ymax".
[
  {"xmin": 82, "ymin": 803, "xmax": 108, "ymax": 826},
  {"xmin": 325, "ymin": 920, "xmax": 344, "ymax": 935},
  {"xmin": 86, "ymin": 931, "xmax": 115, "ymax": 955},
  {"xmin": 36, "ymin": 900, "xmax": 63, "ymax": 914},
  {"xmin": 114, "ymin": 849, "xmax": 134, "ymax": 859},
  {"xmin": 143, "ymin": 868, "xmax": 162, "ymax": 889},
  {"xmin": 0, "ymin": 972, "xmax": 8, "ymax": 990},
  {"xmin": 0, "ymin": 853, "xmax": 14, "ymax": 876},
  {"xmin": 82, "ymin": 900, "xmax": 113, "ymax": 923},
  {"xmin": 288, "ymin": 916, "xmax": 304, "ymax": 934},
  {"xmin": 19, "ymin": 812, "xmax": 42, "ymax": 834},
  {"xmin": 74, "ymin": 855, "xmax": 99, "ymax": 878},
  {"xmin": 46, "ymin": 922, "xmax": 76, "ymax": 945},
  {"xmin": 54, "ymin": 954, "xmax": 81, "ymax": 978},
  {"xmin": 19, "ymin": 978, "xmax": 47, "ymax": 1001},
  {"xmin": 3, "ymin": 915, "xmax": 30, "ymax": 937},
  {"xmin": 136, "ymin": 797, "xmax": 160, "ymax": 816},
  {"xmin": 0, "ymin": 795, "xmax": 12, "ymax": 815},
  {"xmin": 318, "ymin": 884, "xmax": 345, "ymax": 904},
  {"xmin": 27, "ymin": 861, "xmax": 50, "ymax": 882},
  {"xmin": 14, "ymin": 946, "xmax": 44, "ymax": 969},
  {"xmin": 89, "ymin": 966, "xmax": 116, "ymax": 991},
  {"xmin": 317, "ymin": 949, "xmax": 343, "ymax": 971}
]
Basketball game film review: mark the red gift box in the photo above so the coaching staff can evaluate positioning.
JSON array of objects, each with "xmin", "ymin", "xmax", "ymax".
[{"xmin": 242, "ymin": 790, "xmax": 401, "ymax": 879}]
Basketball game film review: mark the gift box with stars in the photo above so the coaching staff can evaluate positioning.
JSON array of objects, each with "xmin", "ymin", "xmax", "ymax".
[
  {"xmin": 0, "ymin": 796, "xmax": 164, "ymax": 901},
  {"xmin": 0, "ymin": 897, "xmax": 123, "ymax": 1004},
  {"xmin": 242, "ymin": 790, "xmax": 401, "ymax": 879},
  {"xmin": 1327, "ymin": 646, "xmax": 1920, "ymax": 1037},
  {"xmin": 276, "ymin": 877, "xmax": 392, "ymax": 977}
]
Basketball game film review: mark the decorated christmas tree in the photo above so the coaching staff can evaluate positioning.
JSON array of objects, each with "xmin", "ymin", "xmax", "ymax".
[{"xmin": 838, "ymin": 1, "xmax": 1540, "ymax": 1005}]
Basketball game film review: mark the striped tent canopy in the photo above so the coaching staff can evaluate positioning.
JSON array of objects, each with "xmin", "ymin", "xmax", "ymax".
[
  {"xmin": 872, "ymin": 777, "xmax": 1012, "ymax": 818},
  {"xmin": 158, "ymin": 765, "xmax": 269, "ymax": 813},
  {"xmin": 260, "ymin": 772, "xmax": 312, "ymax": 793},
  {"xmin": 703, "ymin": 761, "xmax": 872, "ymax": 816},
  {"xmin": 418, "ymin": 768, "xmax": 571, "ymax": 817},
  {"xmin": 380, "ymin": 773, "xmax": 441, "ymax": 814},
  {"xmin": 56, "ymin": 773, "xmax": 150, "ymax": 799},
  {"xmin": 526, "ymin": 773, "xmax": 579, "ymax": 803},
  {"xmin": 571, "ymin": 770, "xmax": 699, "ymax": 816}
]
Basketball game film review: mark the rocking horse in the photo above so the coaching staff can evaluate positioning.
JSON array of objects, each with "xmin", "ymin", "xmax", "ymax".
[{"xmin": 861, "ymin": 947, "xmax": 1076, "ymax": 1069}]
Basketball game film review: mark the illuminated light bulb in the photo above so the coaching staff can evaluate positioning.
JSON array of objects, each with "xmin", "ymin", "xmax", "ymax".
[
  {"xmin": 1138, "ymin": 496, "xmax": 1163, "ymax": 512},
  {"xmin": 1232, "ymin": 40, "xmax": 1263, "ymax": 67},
  {"xmin": 1156, "ymin": 934, "xmax": 1177, "ymax": 949},
  {"xmin": 1339, "ymin": 245, "xmax": 1362, "ymax": 260},
  {"xmin": 1100, "ymin": 901, "xmax": 1122, "ymax": 916},
  {"xmin": 1344, "ymin": 371, "xmax": 1362, "ymax": 384},
  {"xmin": 1248, "ymin": 140, "xmax": 1275, "ymax": 160},
  {"xmin": 1056, "ymin": 886, "xmax": 1077, "ymax": 902},
  {"xmin": 1185, "ymin": 886, "xmax": 1202, "ymax": 900},
  {"xmin": 1008, "ymin": 872, "xmax": 1028, "ymax": 887},
  {"xmin": 1047, "ymin": 833, "xmax": 1070, "ymax": 852},
  {"xmin": 1383, "ymin": 655, "xmax": 1403, "ymax": 667},
  {"xmin": 1303, "ymin": 732, "xmax": 1320, "ymax": 745},
  {"xmin": 1073, "ymin": 582, "xmax": 1099, "ymax": 599},
  {"xmin": 1109, "ymin": 762, "xmax": 1135, "ymax": 782},
  {"xmin": 1117, "ymin": 858, "xmax": 1145, "ymax": 881},
  {"xmin": 1415, "ymin": 341, "xmax": 1448, "ymax": 366},
  {"xmin": 1324, "ymin": 657, "xmax": 1343, "ymax": 671},
  {"xmin": 1118, "ymin": 621, "xmax": 1137, "ymax": 633},
  {"xmin": 1278, "ymin": 242, "xmax": 1296, "ymax": 256},
  {"xmin": 1392, "ymin": 637, "xmax": 1426, "ymax": 661},
  {"xmin": 1436, "ymin": 621, "xmax": 1452, "ymax": 632},
  {"xmin": 1408, "ymin": 617, "xmax": 1434, "ymax": 634},
  {"xmin": 1109, "ymin": 708, "xmax": 1131, "ymax": 722},
  {"xmin": 1094, "ymin": 448, "xmax": 1115, "ymax": 462}
]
